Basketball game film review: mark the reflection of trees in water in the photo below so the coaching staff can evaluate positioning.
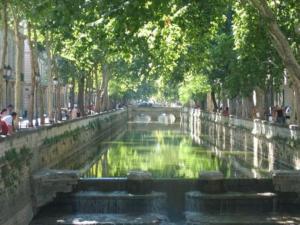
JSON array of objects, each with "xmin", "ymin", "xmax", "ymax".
[
  {"xmin": 84, "ymin": 130, "xmax": 233, "ymax": 178},
  {"xmin": 190, "ymin": 118, "xmax": 297, "ymax": 178},
  {"xmin": 101, "ymin": 152, "xmax": 108, "ymax": 177}
]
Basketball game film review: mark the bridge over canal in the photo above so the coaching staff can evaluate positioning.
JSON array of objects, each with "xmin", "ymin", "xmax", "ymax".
[{"xmin": 128, "ymin": 106, "xmax": 182, "ymax": 122}]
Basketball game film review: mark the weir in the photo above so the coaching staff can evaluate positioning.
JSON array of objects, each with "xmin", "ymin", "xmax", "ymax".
[{"xmin": 1, "ymin": 107, "xmax": 300, "ymax": 225}]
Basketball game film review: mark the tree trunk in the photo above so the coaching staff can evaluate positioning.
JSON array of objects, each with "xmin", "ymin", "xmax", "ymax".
[
  {"xmin": 39, "ymin": 87, "xmax": 45, "ymax": 124},
  {"xmin": 291, "ymin": 79, "xmax": 300, "ymax": 123},
  {"xmin": 12, "ymin": 13, "xmax": 22, "ymax": 119},
  {"xmin": 236, "ymin": 97, "xmax": 243, "ymax": 118},
  {"xmin": 57, "ymin": 84, "xmax": 62, "ymax": 120},
  {"xmin": 52, "ymin": 58, "xmax": 61, "ymax": 122},
  {"xmin": 45, "ymin": 32, "xmax": 54, "ymax": 123},
  {"xmin": 248, "ymin": 0, "xmax": 300, "ymax": 123},
  {"xmin": 78, "ymin": 75, "xmax": 85, "ymax": 116},
  {"xmin": 70, "ymin": 77, "xmax": 75, "ymax": 109},
  {"xmin": 94, "ymin": 65, "xmax": 102, "ymax": 112},
  {"xmin": 242, "ymin": 95, "xmax": 254, "ymax": 119},
  {"xmin": 255, "ymin": 87, "xmax": 265, "ymax": 119},
  {"xmin": 27, "ymin": 22, "xmax": 36, "ymax": 127},
  {"xmin": 0, "ymin": 0, "xmax": 8, "ymax": 108},
  {"xmin": 229, "ymin": 98, "xmax": 236, "ymax": 116},
  {"xmin": 32, "ymin": 28, "xmax": 44, "ymax": 125},
  {"xmin": 211, "ymin": 90, "xmax": 218, "ymax": 112},
  {"xmin": 248, "ymin": 0, "xmax": 300, "ymax": 80},
  {"xmin": 99, "ymin": 64, "xmax": 110, "ymax": 112}
]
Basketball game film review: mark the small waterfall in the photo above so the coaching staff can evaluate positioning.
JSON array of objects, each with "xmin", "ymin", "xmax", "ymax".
[
  {"xmin": 185, "ymin": 191, "xmax": 278, "ymax": 214},
  {"xmin": 73, "ymin": 191, "xmax": 167, "ymax": 214}
]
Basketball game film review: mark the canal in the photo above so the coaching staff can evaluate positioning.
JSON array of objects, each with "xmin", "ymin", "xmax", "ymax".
[
  {"xmin": 58, "ymin": 117, "xmax": 295, "ymax": 179},
  {"xmin": 30, "ymin": 111, "xmax": 300, "ymax": 225}
]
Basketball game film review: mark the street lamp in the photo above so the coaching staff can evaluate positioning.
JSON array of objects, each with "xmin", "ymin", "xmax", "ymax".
[
  {"xmin": 53, "ymin": 77, "xmax": 58, "ymax": 122},
  {"xmin": 35, "ymin": 73, "xmax": 40, "ymax": 127},
  {"xmin": 3, "ymin": 65, "xmax": 12, "ymax": 106}
]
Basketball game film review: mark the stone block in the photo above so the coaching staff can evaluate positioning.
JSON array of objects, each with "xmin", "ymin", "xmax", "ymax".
[
  {"xmin": 32, "ymin": 169, "xmax": 79, "ymax": 209},
  {"xmin": 198, "ymin": 171, "xmax": 224, "ymax": 194},
  {"xmin": 127, "ymin": 170, "xmax": 153, "ymax": 194},
  {"xmin": 273, "ymin": 170, "xmax": 300, "ymax": 193}
]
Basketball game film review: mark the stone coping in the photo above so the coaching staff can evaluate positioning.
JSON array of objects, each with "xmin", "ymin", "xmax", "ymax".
[
  {"xmin": 127, "ymin": 170, "xmax": 153, "ymax": 180},
  {"xmin": 73, "ymin": 191, "xmax": 166, "ymax": 199},
  {"xmin": 199, "ymin": 171, "xmax": 224, "ymax": 180},
  {"xmin": 186, "ymin": 191, "xmax": 277, "ymax": 199}
]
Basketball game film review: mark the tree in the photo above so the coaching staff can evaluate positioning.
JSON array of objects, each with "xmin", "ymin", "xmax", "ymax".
[
  {"xmin": 0, "ymin": 0, "xmax": 8, "ymax": 109},
  {"xmin": 247, "ymin": 0, "xmax": 300, "ymax": 122}
]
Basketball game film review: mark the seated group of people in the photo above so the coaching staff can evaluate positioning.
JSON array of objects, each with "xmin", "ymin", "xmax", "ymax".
[{"xmin": 0, "ymin": 106, "xmax": 17, "ymax": 136}]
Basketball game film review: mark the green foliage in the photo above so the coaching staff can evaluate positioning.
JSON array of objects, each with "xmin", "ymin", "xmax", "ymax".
[
  {"xmin": 179, "ymin": 74, "xmax": 211, "ymax": 104},
  {"xmin": 0, "ymin": 147, "xmax": 32, "ymax": 191},
  {"xmin": 8, "ymin": 0, "xmax": 299, "ymax": 105},
  {"xmin": 43, "ymin": 128, "xmax": 81, "ymax": 145}
]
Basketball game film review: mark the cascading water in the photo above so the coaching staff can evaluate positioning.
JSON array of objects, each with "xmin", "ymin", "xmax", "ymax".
[
  {"xmin": 185, "ymin": 191, "xmax": 278, "ymax": 214},
  {"xmin": 73, "ymin": 191, "xmax": 167, "ymax": 214}
]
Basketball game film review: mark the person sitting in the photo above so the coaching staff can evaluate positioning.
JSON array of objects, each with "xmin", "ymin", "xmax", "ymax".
[
  {"xmin": 0, "ymin": 109, "xmax": 9, "ymax": 135},
  {"xmin": 2, "ymin": 112, "xmax": 17, "ymax": 135},
  {"xmin": 0, "ymin": 108, "xmax": 8, "ymax": 118}
]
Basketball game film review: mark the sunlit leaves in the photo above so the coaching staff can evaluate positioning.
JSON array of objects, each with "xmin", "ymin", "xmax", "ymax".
[{"xmin": 179, "ymin": 73, "xmax": 211, "ymax": 104}]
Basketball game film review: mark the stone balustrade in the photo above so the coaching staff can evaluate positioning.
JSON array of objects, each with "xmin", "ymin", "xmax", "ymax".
[{"xmin": 187, "ymin": 108, "xmax": 300, "ymax": 140}]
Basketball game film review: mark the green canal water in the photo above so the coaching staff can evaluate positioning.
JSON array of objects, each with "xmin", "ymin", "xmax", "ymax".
[{"xmin": 82, "ymin": 128, "xmax": 273, "ymax": 179}]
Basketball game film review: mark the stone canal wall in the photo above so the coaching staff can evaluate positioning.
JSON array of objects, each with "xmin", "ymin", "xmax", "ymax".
[
  {"xmin": 184, "ymin": 108, "xmax": 300, "ymax": 140},
  {"xmin": 184, "ymin": 108, "xmax": 300, "ymax": 177},
  {"xmin": 0, "ymin": 109, "xmax": 127, "ymax": 225}
]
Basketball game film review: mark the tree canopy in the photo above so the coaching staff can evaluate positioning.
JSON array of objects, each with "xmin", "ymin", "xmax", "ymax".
[{"xmin": 1, "ymin": 0, "xmax": 300, "ymax": 120}]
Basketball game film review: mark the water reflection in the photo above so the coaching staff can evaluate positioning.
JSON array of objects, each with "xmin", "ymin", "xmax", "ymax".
[
  {"xmin": 134, "ymin": 114, "xmax": 151, "ymax": 123},
  {"xmin": 80, "ymin": 112, "xmax": 298, "ymax": 179},
  {"xmin": 158, "ymin": 113, "xmax": 176, "ymax": 124},
  {"xmin": 84, "ymin": 130, "xmax": 235, "ymax": 178},
  {"xmin": 187, "ymin": 113, "xmax": 297, "ymax": 178}
]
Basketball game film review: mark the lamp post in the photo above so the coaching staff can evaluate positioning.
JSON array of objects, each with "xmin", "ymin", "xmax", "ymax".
[
  {"xmin": 35, "ymin": 73, "xmax": 40, "ymax": 127},
  {"xmin": 3, "ymin": 65, "xmax": 12, "ymax": 106},
  {"xmin": 53, "ymin": 77, "xmax": 58, "ymax": 122}
]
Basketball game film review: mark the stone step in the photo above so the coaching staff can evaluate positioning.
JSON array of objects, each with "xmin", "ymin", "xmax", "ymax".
[
  {"xmin": 30, "ymin": 213, "xmax": 171, "ymax": 225},
  {"xmin": 185, "ymin": 191, "xmax": 277, "ymax": 214},
  {"xmin": 185, "ymin": 212, "xmax": 300, "ymax": 225}
]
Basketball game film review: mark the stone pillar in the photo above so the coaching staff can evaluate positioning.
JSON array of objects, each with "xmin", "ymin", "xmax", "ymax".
[
  {"xmin": 127, "ymin": 170, "xmax": 153, "ymax": 194},
  {"xmin": 198, "ymin": 171, "xmax": 224, "ymax": 194}
]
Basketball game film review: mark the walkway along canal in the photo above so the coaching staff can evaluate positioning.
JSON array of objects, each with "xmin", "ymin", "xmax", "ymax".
[{"xmin": 1, "ymin": 107, "xmax": 300, "ymax": 224}]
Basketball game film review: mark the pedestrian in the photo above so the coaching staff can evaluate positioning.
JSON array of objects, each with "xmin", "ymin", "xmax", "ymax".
[
  {"xmin": 285, "ymin": 106, "xmax": 291, "ymax": 123},
  {"xmin": 71, "ymin": 107, "xmax": 78, "ymax": 119},
  {"xmin": 222, "ymin": 107, "xmax": 229, "ymax": 116},
  {"xmin": 271, "ymin": 106, "xmax": 277, "ymax": 122},
  {"xmin": 7, "ymin": 104, "xmax": 13, "ymax": 114},
  {"xmin": 0, "ymin": 109, "xmax": 9, "ymax": 135},
  {"xmin": 2, "ymin": 112, "xmax": 17, "ymax": 135},
  {"xmin": 276, "ymin": 106, "xmax": 285, "ymax": 124}
]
